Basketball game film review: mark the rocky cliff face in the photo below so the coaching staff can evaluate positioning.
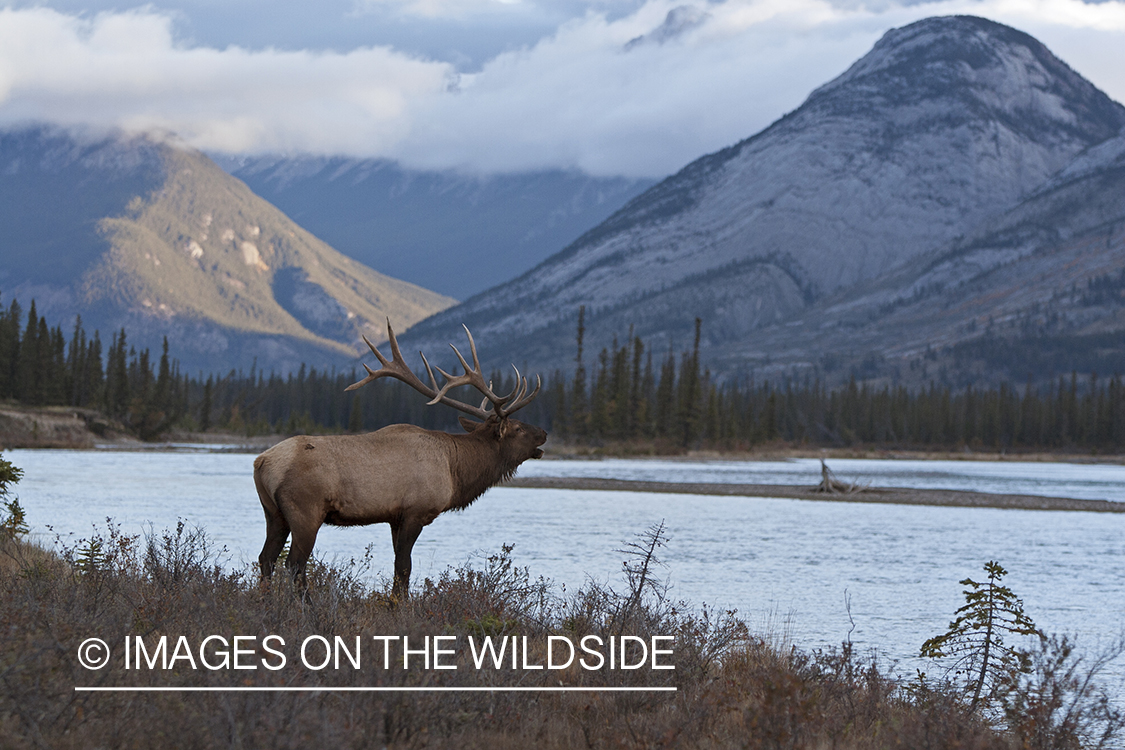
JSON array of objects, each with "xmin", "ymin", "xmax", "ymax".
[{"xmin": 403, "ymin": 16, "xmax": 1125, "ymax": 379}]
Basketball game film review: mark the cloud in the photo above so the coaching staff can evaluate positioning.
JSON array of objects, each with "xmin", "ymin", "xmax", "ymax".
[
  {"xmin": 395, "ymin": 0, "xmax": 883, "ymax": 175},
  {"xmin": 357, "ymin": 0, "xmax": 529, "ymax": 20},
  {"xmin": 1, "ymin": 1, "xmax": 1124, "ymax": 177},
  {"xmin": 352, "ymin": 0, "xmax": 645, "ymax": 22},
  {"xmin": 0, "ymin": 7, "xmax": 453, "ymax": 154},
  {"xmin": 393, "ymin": 0, "xmax": 1125, "ymax": 175}
]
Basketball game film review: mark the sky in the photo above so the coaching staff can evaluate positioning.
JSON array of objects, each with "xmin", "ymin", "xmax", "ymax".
[{"xmin": 1, "ymin": 0, "xmax": 1124, "ymax": 178}]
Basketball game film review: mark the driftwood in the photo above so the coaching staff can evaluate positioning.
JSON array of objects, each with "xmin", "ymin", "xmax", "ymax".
[{"xmin": 814, "ymin": 459, "xmax": 869, "ymax": 494}]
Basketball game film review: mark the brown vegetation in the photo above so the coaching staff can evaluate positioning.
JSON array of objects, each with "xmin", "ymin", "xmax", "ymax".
[
  {"xmin": 2, "ymin": 451, "xmax": 1119, "ymax": 749},
  {"xmin": 4, "ymin": 515, "xmax": 1119, "ymax": 750}
]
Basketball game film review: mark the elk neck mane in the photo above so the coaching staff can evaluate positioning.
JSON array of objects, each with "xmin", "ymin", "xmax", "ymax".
[{"xmin": 446, "ymin": 431, "xmax": 520, "ymax": 511}]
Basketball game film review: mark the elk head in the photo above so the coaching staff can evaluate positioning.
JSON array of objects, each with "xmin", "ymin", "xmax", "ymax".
[{"xmin": 458, "ymin": 413, "xmax": 548, "ymax": 467}]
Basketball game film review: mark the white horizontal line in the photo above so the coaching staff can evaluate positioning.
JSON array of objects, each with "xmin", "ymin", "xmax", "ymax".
[{"xmin": 75, "ymin": 686, "xmax": 676, "ymax": 693}]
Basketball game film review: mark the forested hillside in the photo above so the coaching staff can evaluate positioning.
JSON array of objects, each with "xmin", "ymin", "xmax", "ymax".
[{"xmin": 0, "ymin": 297, "xmax": 187, "ymax": 440}]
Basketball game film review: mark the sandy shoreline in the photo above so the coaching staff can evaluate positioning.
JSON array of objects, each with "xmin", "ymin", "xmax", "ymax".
[{"xmin": 503, "ymin": 476, "xmax": 1125, "ymax": 513}]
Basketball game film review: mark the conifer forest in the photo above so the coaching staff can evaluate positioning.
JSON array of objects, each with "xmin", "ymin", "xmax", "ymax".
[{"xmin": 3, "ymin": 296, "xmax": 1125, "ymax": 452}]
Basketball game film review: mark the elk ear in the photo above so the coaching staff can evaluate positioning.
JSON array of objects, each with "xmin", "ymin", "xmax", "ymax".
[{"xmin": 458, "ymin": 416, "xmax": 481, "ymax": 433}]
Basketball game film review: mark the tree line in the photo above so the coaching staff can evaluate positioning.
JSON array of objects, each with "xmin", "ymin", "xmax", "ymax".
[
  {"xmin": 3, "ymin": 295, "xmax": 1124, "ymax": 452},
  {"xmin": 0, "ymin": 295, "xmax": 187, "ymax": 439},
  {"xmin": 551, "ymin": 309, "xmax": 1125, "ymax": 451}
]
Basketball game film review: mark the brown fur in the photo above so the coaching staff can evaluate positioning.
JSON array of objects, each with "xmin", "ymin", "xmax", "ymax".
[{"xmin": 255, "ymin": 415, "xmax": 546, "ymax": 599}]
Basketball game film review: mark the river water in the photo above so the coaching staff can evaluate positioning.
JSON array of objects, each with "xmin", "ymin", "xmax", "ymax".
[{"xmin": 6, "ymin": 449, "xmax": 1125, "ymax": 680}]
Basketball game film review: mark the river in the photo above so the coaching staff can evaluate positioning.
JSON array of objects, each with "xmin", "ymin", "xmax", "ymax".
[{"xmin": 6, "ymin": 448, "xmax": 1124, "ymax": 680}]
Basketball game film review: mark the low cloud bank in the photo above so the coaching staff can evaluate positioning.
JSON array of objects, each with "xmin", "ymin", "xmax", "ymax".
[{"xmin": 1, "ymin": 0, "xmax": 1124, "ymax": 177}]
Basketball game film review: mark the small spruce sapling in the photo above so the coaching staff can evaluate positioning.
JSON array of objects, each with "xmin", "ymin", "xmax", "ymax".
[
  {"xmin": 617, "ymin": 519, "xmax": 670, "ymax": 626},
  {"xmin": 0, "ymin": 453, "xmax": 27, "ymax": 539},
  {"xmin": 921, "ymin": 560, "xmax": 1040, "ymax": 712}
]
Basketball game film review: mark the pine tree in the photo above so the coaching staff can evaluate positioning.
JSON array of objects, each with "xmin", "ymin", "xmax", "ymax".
[
  {"xmin": 570, "ymin": 306, "xmax": 588, "ymax": 438},
  {"xmin": 154, "ymin": 338, "xmax": 172, "ymax": 416},
  {"xmin": 83, "ymin": 331, "xmax": 104, "ymax": 408},
  {"xmin": 638, "ymin": 349, "xmax": 654, "ymax": 438},
  {"xmin": 921, "ymin": 561, "xmax": 1040, "ymax": 712},
  {"xmin": 589, "ymin": 347, "xmax": 610, "ymax": 438},
  {"xmin": 551, "ymin": 369, "xmax": 567, "ymax": 437},
  {"xmin": 67, "ymin": 316, "xmax": 86, "ymax": 406},
  {"xmin": 0, "ymin": 297, "xmax": 19, "ymax": 399},
  {"xmin": 347, "ymin": 393, "xmax": 363, "ymax": 433},
  {"xmin": 16, "ymin": 301, "xmax": 40, "ymax": 403},
  {"xmin": 0, "ymin": 450, "xmax": 26, "ymax": 540},
  {"xmin": 46, "ymin": 322, "xmax": 66, "ymax": 405},
  {"xmin": 629, "ymin": 335, "xmax": 644, "ymax": 439},
  {"xmin": 654, "ymin": 346, "xmax": 675, "ymax": 439},
  {"xmin": 200, "ymin": 376, "xmax": 213, "ymax": 432},
  {"xmin": 675, "ymin": 318, "xmax": 703, "ymax": 447}
]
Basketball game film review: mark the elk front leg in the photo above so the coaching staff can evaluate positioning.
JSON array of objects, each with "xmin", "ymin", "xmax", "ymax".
[
  {"xmin": 259, "ymin": 513, "xmax": 291, "ymax": 586},
  {"xmin": 286, "ymin": 519, "xmax": 322, "ymax": 593},
  {"xmin": 390, "ymin": 519, "xmax": 423, "ymax": 601}
]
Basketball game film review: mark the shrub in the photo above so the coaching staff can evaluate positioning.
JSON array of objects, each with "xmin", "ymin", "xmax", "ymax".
[
  {"xmin": 0, "ymin": 452, "xmax": 26, "ymax": 540},
  {"xmin": 1002, "ymin": 633, "xmax": 1125, "ymax": 750},
  {"xmin": 0, "ymin": 522, "xmax": 1052, "ymax": 749}
]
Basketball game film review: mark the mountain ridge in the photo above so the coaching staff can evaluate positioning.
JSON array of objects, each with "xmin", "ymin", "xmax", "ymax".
[
  {"xmin": 218, "ymin": 154, "xmax": 655, "ymax": 300},
  {"xmin": 1, "ymin": 128, "xmax": 455, "ymax": 374}
]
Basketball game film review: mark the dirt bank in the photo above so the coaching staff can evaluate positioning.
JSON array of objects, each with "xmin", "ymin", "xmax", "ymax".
[
  {"xmin": 0, "ymin": 404, "xmax": 286, "ymax": 451},
  {"xmin": 0, "ymin": 405, "xmax": 137, "ymax": 449}
]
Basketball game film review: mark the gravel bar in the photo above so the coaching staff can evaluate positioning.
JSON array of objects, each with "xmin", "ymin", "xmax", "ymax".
[{"xmin": 502, "ymin": 476, "xmax": 1124, "ymax": 513}]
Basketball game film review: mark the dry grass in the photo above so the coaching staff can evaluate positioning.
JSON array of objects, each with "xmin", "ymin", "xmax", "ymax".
[{"xmin": 1, "ymin": 519, "xmax": 1114, "ymax": 750}]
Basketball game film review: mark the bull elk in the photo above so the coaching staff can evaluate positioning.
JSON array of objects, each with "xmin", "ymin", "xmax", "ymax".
[{"xmin": 253, "ymin": 321, "xmax": 546, "ymax": 600}]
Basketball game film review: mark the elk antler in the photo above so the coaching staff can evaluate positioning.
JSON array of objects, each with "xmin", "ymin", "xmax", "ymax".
[{"xmin": 346, "ymin": 320, "xmax": 541, "ymax": 420}]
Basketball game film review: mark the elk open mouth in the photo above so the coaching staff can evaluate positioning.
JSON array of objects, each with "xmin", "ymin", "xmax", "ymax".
[{"xmin": 532, "ymin": 448, "xmax": 544, "ymax": 459}]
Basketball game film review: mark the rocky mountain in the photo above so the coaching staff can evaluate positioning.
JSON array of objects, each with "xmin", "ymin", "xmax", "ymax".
[
  {"xmin": 0, "ymin": 127, "xmax": 455, "ymax": 374},
  {"xmin": 216, "ymin": 155, "xmax": 654, "ymax": 300},
  {"xmin": 403, "ymin": 16, "xmax": 1125, "ymax": 383},
  {"xmin": 723, "ymin": 129, "xmax": 1125, "ymax": 387}
]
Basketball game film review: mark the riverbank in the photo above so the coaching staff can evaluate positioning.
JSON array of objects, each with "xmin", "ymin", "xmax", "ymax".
[
  {"xmin": 0, "ymin": 404, "xmax": 276, "ymax": 451},
  {"xmin": 1, "ymin": 528, "xmax": 1104, "ymax": 750},
  {"xmin": 0, "ymin": 404, "xmax": 133, "ymax": 449},
  {"xmin": 544, "ymin": 440, "xmax": 1125, "ymax": 464},
  {"xmin": 4, "ymin": 402, "xmax": 1124, "ymax": 468}
]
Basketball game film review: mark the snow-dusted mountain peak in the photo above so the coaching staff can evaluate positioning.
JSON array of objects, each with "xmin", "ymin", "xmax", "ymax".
[
  {"xmin": 808, "ymin": 16, "xmax": 1120, "ymax": 142},
  {"xmin": 404, "ymin": 16, "xmax": 1125, "ymax": 376}
]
